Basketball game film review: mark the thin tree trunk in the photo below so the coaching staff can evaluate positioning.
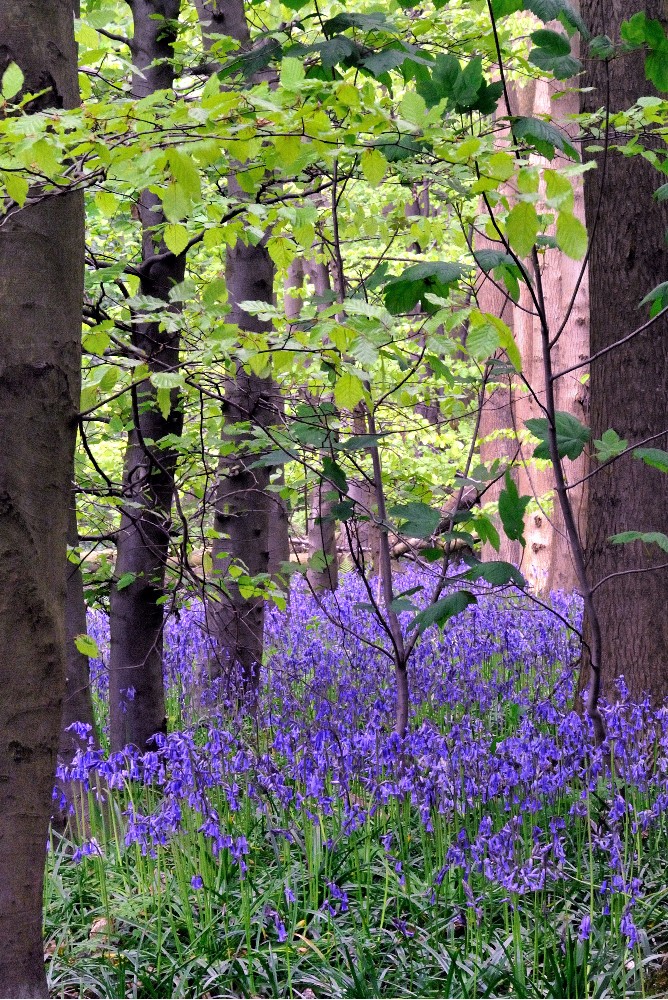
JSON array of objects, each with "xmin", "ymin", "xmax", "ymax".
[
  {"xmin": 304, "ymin": 258, "xmax": 339, "ymax": 591},
  {"xmin": 581, "ymin": 0, "xmax": 668, "ymax": 703},
  {"xmin": 108, "ymin": 0, "xmax": 184, "ymax": 751},
  {"xmin": 0, "ymin": 3, "xmax": 84, "ymax": 993}
]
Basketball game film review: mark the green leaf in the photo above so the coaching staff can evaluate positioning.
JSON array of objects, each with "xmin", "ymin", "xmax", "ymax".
[
  {"xmin": 163, "ymin": 223, "xmax": 190, "ymax": 256},
  {"xmin": 408, "ymin": 590, "xmax": 476, "ymax": 634},
  {"xmin": 374, "ymin": 132, "xmax": 426, "ymax": 162},
  {"xmin": 556, "ymin": 211, "xmax": 587, "ymax": 259},
  {"xmin": 323, "ymin": 12, "xmax": 393, "ymax": 35},
  {"xmin": 639, "ymin": 282, "xmax": 668, "ymax": 314},
  {"xmin": 589, "ymin": 35, "xmax": 616, "ymax": 59},
  {"xmin": 384, "ymin": 261, "xmax": 465, "ymax": 314},
  {"xmin": 161, "ymin": 182, "xmax": 190, "ymax": 223},
  {"xmin": 390, "ymin": 501, "xmax": 442, "ymax": 539},
  {"xmin": 156, "ymin": 387, "xmax": 172, "ymax": 419},
  {"xmin": 610, "ymin": 531, "xmax": 668, "ymax": 553},
  {"xmin": 116, "ymin": 572, "xmax": 138, "ymax": 591},
  {"xmin": 322, "ymin": 456, "xmax": 348, "ymax": 494},
  {"xmin": 474, "ymin": 514, "xmax": 500, "ymax": 552},
  {"xmin": 467, "ymin": 322, "xmax": 500, "ymax": 361},
  {"xmin": 506, "ymin": 202, "xmax": 540, "ymax": 258},
  {"xmin": 74, "ymin": 634, "xmax": 100, "ymax": 658},
  {"xmin": 280, "ymin": 57, "xmax": 305, "ymax": 89},
  {"xmin": 654, "ymin": 182, "xmax": 668, "ymax": 202},
  {"xmin": 1, "ymin": 61, "xmax": 24, "ymax": 100},
  {"xmin": 2, "ymin": 171, "xmax": 29, "ymax": 207},
  {"xmin": 498, "ymin": 471, "xmax": 530, "ymax": 546},
  {"xmin": 525, "ymin": 411, "xmax": 590, "ymax": 460},
  {"xmin": 167, "ymin": 149, "xmax": 201, "ymax": 201},
  {"xmin": 529, "ymin": 29, "xmax": 582, "ymax": 79},
  {"xmin": 633, "ymin": 447, "xmax": 668, "ymax": 473},
  {"xmin": 512, "ymin": 116, "xmax": 579, "ymax": 161},
  {"xmin": 361, "ymin": 148, "xmax": 387, "ymax": 186},
  {"xmin": 594, "ymin": 428, "xmax": 628, "ymax": 462},
  {"xmin": 531, "ymin": 29, "xmax": 571, "ymax": 55},
  {"xmin": 334, "ymin": 371, "xmax": 366, "ymax": 410},
  {"xmin": 465, "ymin": 560, "xmax": 526, "ymax": 587},
  {"xmin": 488, "ymin": 314, "xmax": 522, "ymax": 371}
]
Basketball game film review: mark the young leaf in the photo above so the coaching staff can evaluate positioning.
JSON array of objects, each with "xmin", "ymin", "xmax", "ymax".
[
  {"xmin": 498, "ymin": 471, "xmax": 530, "ymax": 546},
  {"xmin": 74, "ymin": 634, "xmax": 100, "ymax": 658},
  {"xmin": 334, "ymin": 371, "xmax": 366, "ymax": 410},
  {"xmin": 594, "ymin": 428, "xmax": 628, "ymax": 462},
  {"xmin": 361, "ymin": 148, "xmax": 387, "ymax": 186},
  {"xmin": 556, "ymin": 211, "xmax": 587, "ymax": 259},
  {"xmin": 1, "ymin": 61, "xmax": 24, "ymax": 100},
  {"xmin": 163, "ymin": 223, "xmax": 190, "ymax": 256},
  {"xmin": 506, "ymin": 202, "xmax": 540, "ymax": 258}
]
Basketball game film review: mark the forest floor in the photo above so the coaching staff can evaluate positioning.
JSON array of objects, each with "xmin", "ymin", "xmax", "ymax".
[{"xmin": 47, "ymin": 571, "xmax": 668, "ymax": 998}]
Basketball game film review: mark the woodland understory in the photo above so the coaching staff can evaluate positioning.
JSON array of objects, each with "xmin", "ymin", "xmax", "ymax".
[{"xmin": 0, "ymin": 0, "xmax": 667, "ymax": 996}]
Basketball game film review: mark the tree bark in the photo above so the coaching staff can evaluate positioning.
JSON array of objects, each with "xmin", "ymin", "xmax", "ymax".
[
  {"xmin": 207, "ymin": 244, "xmax": 277, "ymax": 688},
  {"xmin": 581, "ymin": 0, "xmax": 668, "ymax": 703},
  {"xmin": 477, "ymin": 69, "xmax": 589, "ymax": 593},
  {"xmin": 197, "ymin": 0, "xmax": 286, "ymax": 687},
  {"xmin": 512, "ymin": 76, "xmax": 589, "ymax": 594},
  {"xmin": 108, "ymin": 0, "xmax": 184, "ymax": 751},
  {"xmin": 303, "ymin": 258, "xmax": 339, "ymax": 592},
  {"xmin": 0, "ymin": 3, "xmax": 84, "ymax": 994}
]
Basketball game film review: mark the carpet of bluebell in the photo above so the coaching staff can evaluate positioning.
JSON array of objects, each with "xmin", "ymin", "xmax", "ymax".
[{"xmin": 47, "ymin": 570, "xmax": 668, "ymax": 998}]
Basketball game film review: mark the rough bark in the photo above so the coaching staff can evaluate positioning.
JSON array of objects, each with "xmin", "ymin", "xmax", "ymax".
[
  {"xmin": 108, "ymin": 0, "xmax": 184, "ymax": 751},
  {"xmin": 0, "ymin": 3, "xmax": 84, "ymax": 994},
  {"xmin": 581, "ymin": 0, "xmax": 668, "ymax": 703}
]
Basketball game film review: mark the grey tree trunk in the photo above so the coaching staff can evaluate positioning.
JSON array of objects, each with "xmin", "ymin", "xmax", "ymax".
[
  {"xmin": 196, "ymin": 0, "xmax": 287, "ymax": 686},
  {"xmin": 0, "ymin": 3, "xmax": 84, "ymax": 994},
  {"xmin": 108, "ymin": 0, "xmax": 185, "ymax": 751},
  {"xmin": 207, "ymin": 245, "xmax": 277, "ymax": 688},
  {"xmin": 581, "ymin": 0, "xmax": 668, "ymax": 703}
]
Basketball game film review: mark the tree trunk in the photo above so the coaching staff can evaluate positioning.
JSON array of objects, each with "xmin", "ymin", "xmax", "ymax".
[
  {"xmin": 0, "ymin": 3, "xmax": 84, "ymax": 994},
  {"xmin": 207, "ymin": 245, "xmax": 277, "ymax": 688},
  {"xmin": 303, "ymin": 258, "xmax": 339, "ymax": 592},
  {"xmin": 512, "ymin": 76, "xmax": 589, "ymax": 595},
  {"xmin": 108, "ymin": 0, "xmax": 184, "ymax": 751},
  {"xmin": 197, "ymin": 0, "xmax": 286, "ymax": 687},
  {"xmin": 581, "ymin": 0, "xmax": 668, "ymax": 703},
  {"xmin": 477, "ymin": 69, "xmax": 589, "ymax": 593}
]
